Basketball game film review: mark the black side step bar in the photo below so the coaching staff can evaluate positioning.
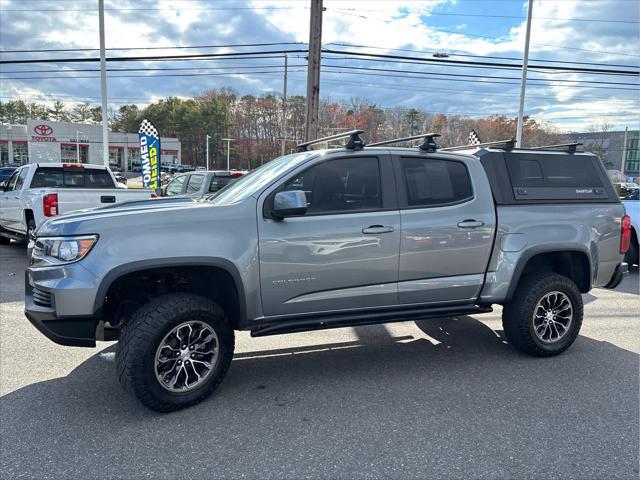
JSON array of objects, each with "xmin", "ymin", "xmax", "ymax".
[{"xmin": 250, "ymin": 304, "xmax": 493, "ymax": 337}]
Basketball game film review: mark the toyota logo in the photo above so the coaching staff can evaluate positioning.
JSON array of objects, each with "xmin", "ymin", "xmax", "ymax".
[{"xmin": 34, "ymin": 124, "xmax": 53, "ymax": 135}]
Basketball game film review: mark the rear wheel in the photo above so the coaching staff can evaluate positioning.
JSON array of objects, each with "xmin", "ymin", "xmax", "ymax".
[
  {"xmin": 503, "ymin": 272, "xmax": 583, "ymax": 357},
  {"xmin": 116, "ymin": 293, "xmax": 234, "ymax": 412}
]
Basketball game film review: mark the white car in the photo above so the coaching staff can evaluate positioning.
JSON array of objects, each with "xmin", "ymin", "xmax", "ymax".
[
  {"xmin": 0, "ymin": 163, "xmax": 155, "ymax": 242},
  {"xmin": 622, "ymin": 190, "xmax": 639, "ymax": 266}
]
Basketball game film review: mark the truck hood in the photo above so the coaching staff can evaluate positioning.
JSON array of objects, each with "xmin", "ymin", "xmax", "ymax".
[{"xmin": 37, "ymin": 196, "xmax": 237, "ymax": 237}]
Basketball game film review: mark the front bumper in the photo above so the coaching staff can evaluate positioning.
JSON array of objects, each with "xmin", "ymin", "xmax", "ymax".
[
  {"xmin": 24, "ymin": 270, "xmax": 98, "ymax": 347},
  {"xmin": 603, "ymin": 262, "xmax": 629, "ymax": 289}
]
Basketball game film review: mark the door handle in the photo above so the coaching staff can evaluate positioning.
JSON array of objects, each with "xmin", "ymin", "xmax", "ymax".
[
  {"xmin": 362, "ymin": 225, "xmax": 394, "ymax": 234},
  {"xmin": 457, "ymin": 219, "xmax": 485, "ymax": 229}
]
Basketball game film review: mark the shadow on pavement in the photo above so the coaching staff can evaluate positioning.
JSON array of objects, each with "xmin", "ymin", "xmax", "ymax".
[
  {"xmin": 1, "ymin": 315, "xmax": 638, "ymax": 479},
  {"xmin": 0, "ymin": 242, "xmax": 27, "ymax": 303}
]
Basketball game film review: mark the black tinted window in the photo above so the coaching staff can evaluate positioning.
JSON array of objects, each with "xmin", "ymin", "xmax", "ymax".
[
  {"xmin": 400, "ymin": 157, "xmax": 473, "ymax": 207},
  {"xmin": 30, "ymin": 167, "xmax": 115, "ymax": 188},
  {"xmin": 506, "ymin": 154, "xmax": 603, "ymax": 188},
  {"xmin": 209, "ymin": 175, "xmax": 235, "ymax": 192},
  {"xmin": 283, "ymin": 157, "xmax": 382, "ymax": 214}
]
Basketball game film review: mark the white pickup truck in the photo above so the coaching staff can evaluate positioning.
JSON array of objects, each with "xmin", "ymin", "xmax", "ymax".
[{"xmin": 0, "ymin": 163, "xmax": 154, "ymax": 243}]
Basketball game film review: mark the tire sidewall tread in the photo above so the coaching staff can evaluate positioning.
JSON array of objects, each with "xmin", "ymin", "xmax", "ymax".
[
  {"xmin": 503, "ymin": 272, "xmax": 584, "ymax": 357},
  {"xmin": 116, "ymin": 292, "xmax": 234, "ymax": 412}
]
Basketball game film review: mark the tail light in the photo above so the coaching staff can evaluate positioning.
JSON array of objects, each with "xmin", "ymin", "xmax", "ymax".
[
  {"xmin": 620, "ymin": 215, "xmax": 631, "ymax": 254},
  {"xmin": 150, "ymin": 192, "xmax": 158, "ymax": 198},
  {"xmin": 43, "ymin": 193, "xmax": 58, "ymax": 217}
]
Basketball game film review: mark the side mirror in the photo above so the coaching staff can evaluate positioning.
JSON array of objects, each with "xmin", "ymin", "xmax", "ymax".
[{"xmin": 272, "ymin": 190, "xmax": 307, "ymax": 219}]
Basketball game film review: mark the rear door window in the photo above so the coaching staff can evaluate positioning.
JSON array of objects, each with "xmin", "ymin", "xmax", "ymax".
[
  {"xmin": 30, "ymin": 167, "xmax": 115, "ymax": 188},
  {"xmin": 185, "ymin": 174, "xmax": 204, "ymax": 194},
  {"xmin": 399, "ymin": 157, "xmax": 473, "ymax": 207}
]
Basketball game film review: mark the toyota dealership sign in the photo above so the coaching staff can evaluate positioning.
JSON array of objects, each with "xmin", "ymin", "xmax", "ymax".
[{"xmin": 31, "ymin": 123, "xmax": 57, "ymax": 142}]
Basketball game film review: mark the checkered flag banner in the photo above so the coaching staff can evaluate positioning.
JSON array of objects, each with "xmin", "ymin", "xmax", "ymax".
[
  {"xmin": 139, "ymin": 118, "xmax": 159, "ymax": 138},
  {"xmin": 467, "ymin": 129, "xmax": 482, "ymax": 146}
]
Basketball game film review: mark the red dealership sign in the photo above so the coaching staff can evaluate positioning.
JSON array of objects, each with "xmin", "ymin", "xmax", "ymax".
[
  {"xmin": 34, "ymin": 124, "xmax": 53, "ymax": 136},
  {"xmin": 31, "ymin": 123, "xmax": 57, "ymax": 142}
]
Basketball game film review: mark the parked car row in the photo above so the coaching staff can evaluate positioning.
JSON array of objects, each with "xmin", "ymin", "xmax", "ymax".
[{"xmin": 0, "ymin": 163, "xmax": 154, "ymax": 243}]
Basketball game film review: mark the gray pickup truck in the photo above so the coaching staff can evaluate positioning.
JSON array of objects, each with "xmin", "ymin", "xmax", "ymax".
[{"xmin": 25, "ymin": 131, "xmax": 630, "ymax": 412}]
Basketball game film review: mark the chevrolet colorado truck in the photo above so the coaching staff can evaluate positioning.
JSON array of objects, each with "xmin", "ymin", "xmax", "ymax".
[
  {"xmin": 0, "ymin": 163, "xmax": 153, "ymax": 243},
  {"xmin": 24, "ymin": 131, "xmax": 630, "ymax": 412}
]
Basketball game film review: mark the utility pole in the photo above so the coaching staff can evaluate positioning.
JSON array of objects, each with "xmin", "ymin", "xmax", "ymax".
[
  {"xmin": 516, "ymin": 0, "xmax": 533, "ymax": 147},
  {"xmin": 222, "ymin": 138, "xmax": 234, "ymax": 170},
  {"xmin": 622, "ymin": 126, "xmax": 629, "ymax": 173},
  {"xmin": 281, "ymin": 54, "xmax": 288, "ymax": 155},
  {"xmin": 304, "ymin": 0, "xmax": 323, "ymax": 142},
  {"xmin": 206, "ymin": 134, "xmax": 210, "ymax": 170},
  {"xmin": 98, "ymin": 0, "xmax": 109, "ymax": 166}
]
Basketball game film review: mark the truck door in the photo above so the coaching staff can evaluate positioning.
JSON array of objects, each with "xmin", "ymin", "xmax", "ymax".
[
  {"xmin": 393, "ymin": 154, "xmax": 496, "ymax": 304},
  {"xmin": 258, "ymin": 154, "xmax": 400, "ymax": 317},
  {"xmin": 0, "ymin": 168, "xmax": 26, "ymax": 232}
]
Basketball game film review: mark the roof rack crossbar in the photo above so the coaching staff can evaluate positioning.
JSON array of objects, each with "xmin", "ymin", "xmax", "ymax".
[
  {"xmin": 296, "ymin": 129, "xmax": 365, "ymax": 152},
  {"xmin": 441, "ymin": 138, "xmax": 516, "ymax": 152},
  {"xmin": 528, "ymin": 141, "xmax": 583, "ymax": 153},
  {"xmin": 368, "ymin": 133, "xmax": 441, "ymax": 152}
]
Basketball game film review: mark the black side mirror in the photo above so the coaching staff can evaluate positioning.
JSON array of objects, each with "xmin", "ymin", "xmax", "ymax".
[{"xmin": 272, "ymin": 190, "xmax": 307, "ymax": 218}]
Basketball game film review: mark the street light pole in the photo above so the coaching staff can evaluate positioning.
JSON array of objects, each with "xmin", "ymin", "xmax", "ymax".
[
  {"xmin": 222, "ymin": 138, "xmax": 234, "ymax": 170},
  {"xmin": 281, "ymin": 54, "xmax": 288, "ymax": 156},
  {"xmin": 515, "ymin": 0, "xmax": 534, "ymax": 147},
  {"xmin": 206, "ymin": 134, "xmax": 210, "ymax": 170}
]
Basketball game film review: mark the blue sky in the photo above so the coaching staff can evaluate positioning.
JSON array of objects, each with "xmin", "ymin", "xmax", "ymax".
[{"xmin": 0, "ymin": 0, "xmax": 638, "ymax": 132}]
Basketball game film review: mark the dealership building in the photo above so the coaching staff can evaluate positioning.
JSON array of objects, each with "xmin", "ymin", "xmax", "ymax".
[{"xmin": 0, "ymin": 120, "xmax": 181, "ymax": 171}]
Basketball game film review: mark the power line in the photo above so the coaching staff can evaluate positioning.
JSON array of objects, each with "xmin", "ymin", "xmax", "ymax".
[
  {"xmin": 2, "ymin": 47, "xmax": 637, "ymax": 78},
  {"xmin": 325, "ymin": 42, "xmax": 640, "ymax": 69},
  {"xmin": 321, "ymin": 50, "xmax": 639, "ymax": 76},
  {"xmin": 0, "ymin": 49, "xmax": 310, "ymax": 65},
  {"xmin": 0, "ymin": 42, "xmax": 306, "ymax": 54}
]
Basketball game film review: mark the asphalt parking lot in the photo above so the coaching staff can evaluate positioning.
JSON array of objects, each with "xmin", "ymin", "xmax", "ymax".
[{"xmin": 0, "ymin": 242, "xmax": 638, "ymax": 480}]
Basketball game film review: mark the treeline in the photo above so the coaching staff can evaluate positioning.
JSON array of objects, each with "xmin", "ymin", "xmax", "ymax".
[{"xmin": 0, "ymin": 92, "xmax": 560, "ymax": 168}]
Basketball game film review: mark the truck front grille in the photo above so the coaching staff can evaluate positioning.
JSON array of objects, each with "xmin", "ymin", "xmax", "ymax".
[{"xmin": 32, "ymin": 288, "xmax": 53, "ymax": 308}]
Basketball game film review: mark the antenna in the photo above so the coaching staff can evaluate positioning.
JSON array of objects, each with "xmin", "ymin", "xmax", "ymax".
[
  {"xmin": 369, "ymin": 133, "xmax": 441, "ymax": 152},
  {"xmin": 296, "ymin": 130, "xmax": 365, "ymax": 152}
]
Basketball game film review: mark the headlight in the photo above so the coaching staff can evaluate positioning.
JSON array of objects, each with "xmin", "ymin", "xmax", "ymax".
[{"xmin": 30, "ymin": 235, "xmax": 98, "ymax": 267}]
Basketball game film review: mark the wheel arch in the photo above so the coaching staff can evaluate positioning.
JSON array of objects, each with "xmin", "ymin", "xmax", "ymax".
[
  {"xmin": 95, "ymin": 257, "xmax": 247, "ymax": 329},
  {"xmin": 505, "ymin": 246, "xmax": 592, "ymax": 302}
]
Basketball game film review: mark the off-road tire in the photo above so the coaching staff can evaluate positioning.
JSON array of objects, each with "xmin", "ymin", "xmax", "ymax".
[
  {"xmin": 503, "ymin": 272, "xmax": 583, "ymax": 357},
  {"xmin": 116, "ymin": 293, "xmax": 234, "ymax": 412}
]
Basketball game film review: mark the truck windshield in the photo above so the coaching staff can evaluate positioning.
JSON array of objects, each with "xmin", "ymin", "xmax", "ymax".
[
  {"xmin": 208, "ymin": 152, "xmax": 316, "ymax": 205},
  {"xmin": 30, "ymin": 167, "xmax": 115, "ymax": 189}
]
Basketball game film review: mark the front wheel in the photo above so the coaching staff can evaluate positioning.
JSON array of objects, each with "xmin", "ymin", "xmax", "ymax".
[
  {"xmin": 502, "ymin": 272, "xmax": 583, "ymax": 357},
  {"xmin": 116, "ymin": 293, "xmax": 234, "ymax": 412}
]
